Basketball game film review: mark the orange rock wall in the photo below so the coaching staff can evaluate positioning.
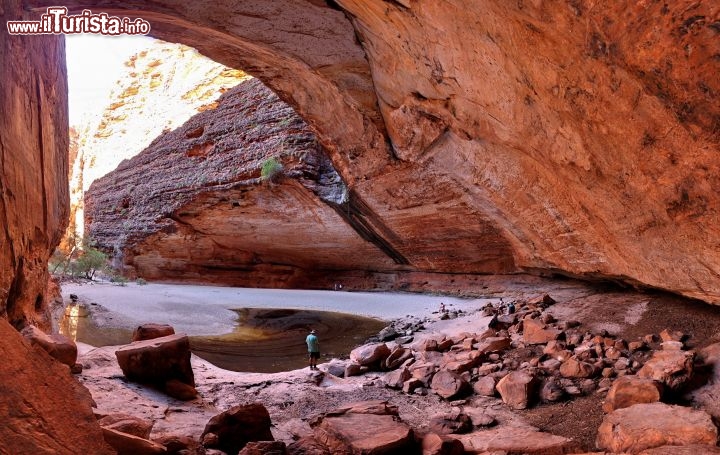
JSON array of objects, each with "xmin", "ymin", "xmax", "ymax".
[
  {"xmin": 1, "ymin": 0, "xmax": 69, "ymax": 328},
  {"xmin": 19, "ymin": 0, "xmax": 720, "ymax": 304}
]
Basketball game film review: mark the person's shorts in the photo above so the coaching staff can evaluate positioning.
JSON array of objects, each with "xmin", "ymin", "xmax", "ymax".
[{"xmin": 308, "ymin": 351, "xmax": 320, "ymax": 359}]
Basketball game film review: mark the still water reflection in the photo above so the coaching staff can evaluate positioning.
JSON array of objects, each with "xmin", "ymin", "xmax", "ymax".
[{"xmin": 59, "ymin": 305, "xmax": 386, "ymax": 373}]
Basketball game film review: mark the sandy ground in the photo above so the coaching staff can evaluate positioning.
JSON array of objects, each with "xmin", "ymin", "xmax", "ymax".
[
  {"xmin": 62, "ymin": 277, "xmax": 720, "ymax": 451},
  {"xmin": 61, "ymin": 282, "xmax": 488, "ymax": 336}
]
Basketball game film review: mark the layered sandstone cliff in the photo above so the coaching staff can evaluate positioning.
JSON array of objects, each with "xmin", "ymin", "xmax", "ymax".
[
  {"xmin": 68, "ymin": 41, "xmax": 247, "ymax": 239},
  {"xmin": 86, "ymin": 78, "xmax": 407, "ymax": 286}
]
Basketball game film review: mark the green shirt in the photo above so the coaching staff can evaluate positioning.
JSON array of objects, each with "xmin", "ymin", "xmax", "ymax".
[{"xmin": 306, "ymin": 334, "xmax": 319, "ymax": 352}]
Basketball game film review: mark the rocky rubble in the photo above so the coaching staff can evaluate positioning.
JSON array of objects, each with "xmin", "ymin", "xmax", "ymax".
[
  {"xmin": 319, "ymin": 295, "xmax": 720, "ymax": 453},
  {"xmin": 51, "ymin": 286, "xmax": 720, "ymax": 455}
]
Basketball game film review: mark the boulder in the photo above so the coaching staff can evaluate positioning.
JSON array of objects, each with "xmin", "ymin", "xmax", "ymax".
[
  {"xmin": 383, "ymin": 346, "xmax": 413, "ymax": 370},
  {"xmin": 496, "ymin": 370, "xmax": 538, "ymax": 410},
  {"xmin": 377, "ymin": 326, "xmax": 398, "ymax": 342},
  {"xmin": 528, "ymin": 294, "xmax": 556, "ymax": 308},
  {"xmin": 132, "ymin": 324, "xmax": 176, "ymax": 342},
  {"xmin": 422, "ymin": 339, "xmax": 440, "ymax": 352},
  {"xmin": 523, "ymin": 318, "xmax": 562, "ymax": 345},
  {"xmin": 437, "ymin": 338, "xmax": 454, "ymax": 352},
  {"xmin": 429, "ymin": 412, "xmax": 473, "ymax": 435},
  {"xmin": 164, "ymin": 379, "xmax": 198, "ymax": 401},
  {"xmin": 201, "ymin": 403, "xmax": 274, "ymax": 455},
  {"xmin": 539, "ymin": 378, "xmax": 565, "ymax": 403},
  {"xmin": 115, "ymin": 334, "xmax": 194, "ymax": 387},
  {"xmin": 21, "ymin": 325, "xmax": 77, "ymax": 366},
  {"xmin": 98, "ymin": 414, "xmax": 154, "ymax": 439},
  {"xmin": 462, "ymin": 408, "xmax": 496, "ymax": 428},
  {"xmin": 559, "ymin": 358, "xmax": 598, "ymax": 378},
  {"xmin": 636, "ymin": 350, "xmax": 694, "ymax": 390},
  {"xmin": 596, "ymin": 403, "xmax": 717, "ymax": 453},
  {"xmin": 421, "ymin": 433, "xmax": 465, "ymax": 455},
  {"xmin": 313, "ymin": 413, "xmax": 413, "ymax": 455},
  {"xmin": 543, "ymin": 340, "xmax": 567, "ymax": 356},
  {"xmin": 472, "ymin": 375, "xmax": 497, "ymax": 397},
  {"xmin": 238, "ymin": 441, "xmax": 288, "ymax": 455},
  {"xmin": 349, "ymin": 343, "xmax": 391, "ymax": 367},
  {"xmin": 430, "ymin": 370, "xmax": 471, "ymax": 400},
  {"xmin": 410, "ymin": 361, "xmax": 437, "ymax": 385},
  {"xmin": 441, "ymin": 352, "xmax": 480, "ymax": 374},
  {"xmin": 451, "ymin": 427, "xmax": 575, "ymax": 454},
  {"xmin": 321, "ymin": 359, "xmax": 347, "ymax": 377},
  {"xmin": 102, "ymin": 427, "xmax": 167, "ymax": 455},
  {"xmin": 383, "ymin": 367, "xmax": 411, "ymax": 389},
  {"xmin": 602, "ymin": 376, "xmax": 663, "ymax": 412},
  {"xmin": 474, "ymin": 337, "xmax": 511, "ymax": 355}
]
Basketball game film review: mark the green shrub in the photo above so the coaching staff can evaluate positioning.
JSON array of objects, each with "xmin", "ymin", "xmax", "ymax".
[
  {"xmin": 260, "ymin": 157, "xmax": 283, "ymax": 182},
  {"xmin": 136, "ymin": 278, "xmax": 148, "ymax": 285},
  {"xmin": 109, "ymin": 274, "xmax": 128, "ymax": 286},
  {"xmin": 74, "ymin": 248, "xmax": 107, "ymax": 280}
]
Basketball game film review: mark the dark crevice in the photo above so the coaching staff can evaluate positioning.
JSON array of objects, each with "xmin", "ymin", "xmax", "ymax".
[
  {"xmin": 35, "ymin": 73, "xmax": 48, "ymax": 232},
  {"xmin": 5, "ymin": 257, "xmax": 25, "ymax": 329},
  {"xmin": 327, "ymin": 190, "xmax": 409, "ymax": 265}
]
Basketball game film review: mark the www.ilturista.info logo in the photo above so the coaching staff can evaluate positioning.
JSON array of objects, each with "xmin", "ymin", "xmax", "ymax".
[{"xmin": 7, "ymin": 7, "xmax": 151, "ymax": 35}]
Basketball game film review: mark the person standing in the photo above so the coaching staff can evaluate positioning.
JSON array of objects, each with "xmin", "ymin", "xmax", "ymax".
[{"xmin": 306, "ymin": 329, "xmax": 320, "ymax": 370}]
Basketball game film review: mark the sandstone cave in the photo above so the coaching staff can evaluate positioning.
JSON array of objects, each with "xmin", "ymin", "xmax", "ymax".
[{"xmin": 2, "ymin": 0, "xmax": 720, "ymax": 453}]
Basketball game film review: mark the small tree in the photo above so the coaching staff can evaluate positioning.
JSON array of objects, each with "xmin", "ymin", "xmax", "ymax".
[
  {"xmin": 74, "ymin": 247, "xmax": 107, "ymax": 280},
  {"xmin": 260, "ymin": 157, "xmax": 283, "ymax": 183}
]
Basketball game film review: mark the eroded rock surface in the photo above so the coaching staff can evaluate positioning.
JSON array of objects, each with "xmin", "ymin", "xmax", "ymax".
[
  {"xmin": 86, "ymin": 78, "xmax": 405, "ymax": 287},
  {"xmin": 63, "ymin": 0, "xmax": 720, "ymax": 302},
  {"xmin": 0, "ymin": 319, "xmax": 113, "ymax": 454}
]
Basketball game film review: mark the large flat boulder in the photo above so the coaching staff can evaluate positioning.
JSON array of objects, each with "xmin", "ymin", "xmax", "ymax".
[
  {"xmin": 98, "ymin": 413, "xmax": 154, "ymax": 439},
  {"xmin": 451, "ymin": 427, "xmax": 576, "ymax": 454},
  {"xmin": 115, "ymin": 334, "xmax": 194, "ymax": 387},
  {"xmin": 596, "ymin": 403, "xmax": 717, "ymax": 453},
  {"xmin": 313, "ymin": 412, "xmax": 414, "ymax": 455}
]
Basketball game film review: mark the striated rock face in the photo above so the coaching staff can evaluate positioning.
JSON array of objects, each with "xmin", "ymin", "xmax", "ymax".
[
  {"xmin": 86, "ymin": 78, "xmax": 404, "ymax": 285},
  {"xmin": 41, "ymin": 0, "xmax": 720, "ymax": 301},
  {"xmin": 68, "ymin": 40, "xmax": 247, "ymax": 239},
  {"xmin": 1, "ymin": 0, "xmax": 69, "ymax": 329}
]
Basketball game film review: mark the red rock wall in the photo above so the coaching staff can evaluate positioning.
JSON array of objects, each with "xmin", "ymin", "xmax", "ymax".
[
  {"xmin": 1, "ymin": 0, "xmax": 69, "ymax": 328},
  {"xmin": 0, "ymin": 1, "xmax": 114, "ymax": 452},
  {"xmin": 0, "ymin": 319, "xmax": 114, "ymax": 454},
  {"xmin": 21, "ymin": 0, "xmax": 720, "ymax": 303}
]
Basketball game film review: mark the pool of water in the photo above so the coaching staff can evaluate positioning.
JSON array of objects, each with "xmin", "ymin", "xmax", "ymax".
[{"xmin": 59, "ymin": 305, "xmax": 386, "ymax": 373}]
